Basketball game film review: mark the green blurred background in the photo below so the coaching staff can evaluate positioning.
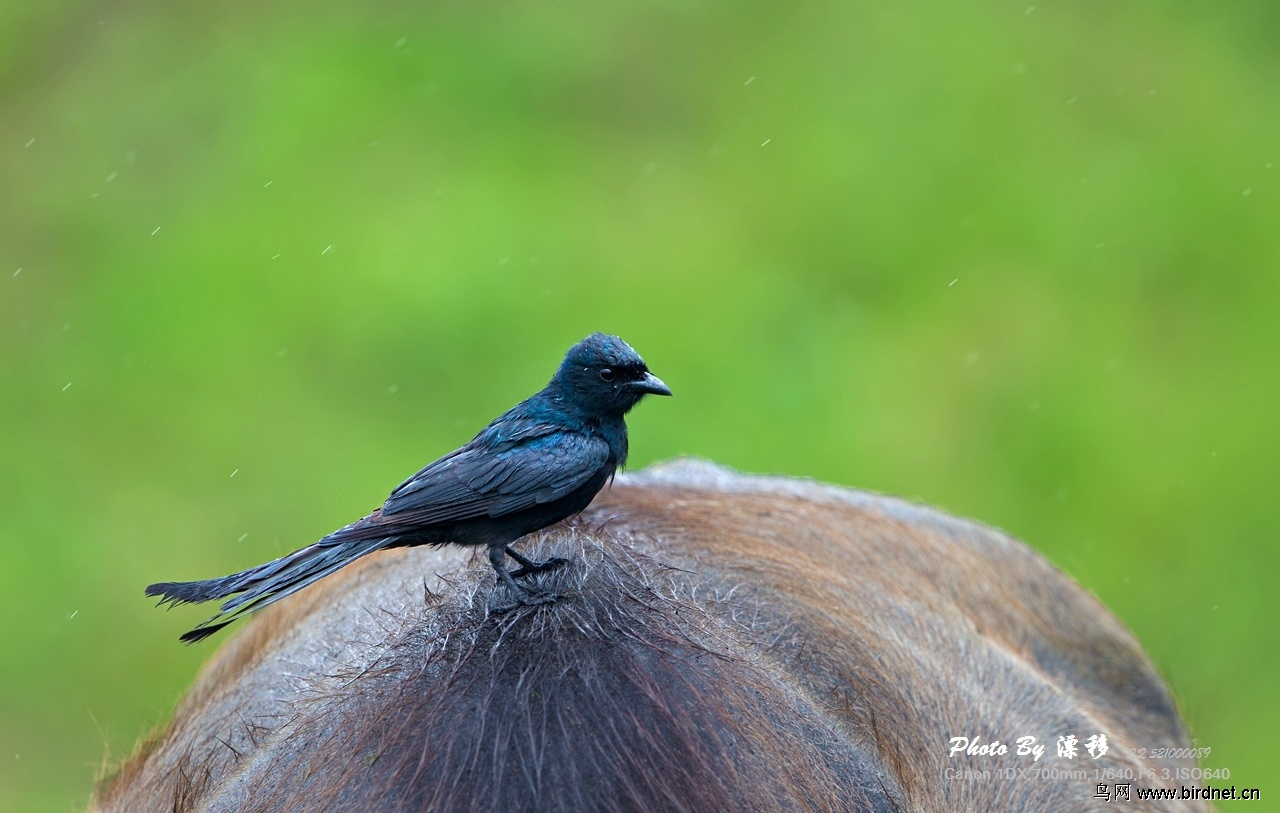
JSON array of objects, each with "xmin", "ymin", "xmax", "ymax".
[{"xmin": 2, "ymin": 1, "xmax": 1276, "ymax": 809}]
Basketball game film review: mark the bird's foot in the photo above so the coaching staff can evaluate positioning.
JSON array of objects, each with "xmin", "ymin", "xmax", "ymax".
[
  {"xmin": 491, "ymin": 590, "xmax": 560, "ymax": 614},
  {"xmin": 510, "ymin": 556, "xmax": 571, "ymax": 579}
]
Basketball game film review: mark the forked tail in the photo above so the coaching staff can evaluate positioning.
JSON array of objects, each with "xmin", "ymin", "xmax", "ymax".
[{"xmin": 146, "ymin": 535, "xmax": 394, "ymax": 643}]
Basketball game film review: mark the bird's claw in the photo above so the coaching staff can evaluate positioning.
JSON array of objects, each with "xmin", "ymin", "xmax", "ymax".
[
  {"xmin": 491, "ymin": 590, "xmax": 560, "ymax": 614},
  {"xmin": 510, "ymin": 556, "xmax": 571, "ymax": 579}
]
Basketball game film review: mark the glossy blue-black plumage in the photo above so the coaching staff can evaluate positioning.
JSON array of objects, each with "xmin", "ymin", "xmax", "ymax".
[{"xmin": 146, "ymin": 333, "xmax": 670, "ymax": 642}]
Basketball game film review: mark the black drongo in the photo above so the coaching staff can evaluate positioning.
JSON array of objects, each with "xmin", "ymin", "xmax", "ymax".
[{"xmin": 146, "ymin": 333, "xmax": 671, "ymax": 642}]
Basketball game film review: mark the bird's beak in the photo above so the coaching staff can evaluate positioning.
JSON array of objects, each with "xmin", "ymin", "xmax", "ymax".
[{"xmin": 632, "ymin": 372, "xmax": 673, "ymax": 396}]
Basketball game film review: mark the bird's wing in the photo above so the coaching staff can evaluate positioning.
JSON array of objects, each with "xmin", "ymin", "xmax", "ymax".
[{"xmin": 377, "ymin": 425, "xmax": 612, "ymax": 526}]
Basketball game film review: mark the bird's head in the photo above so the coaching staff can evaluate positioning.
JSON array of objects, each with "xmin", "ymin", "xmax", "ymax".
[{"xmin": 553, "ymin": 333, "xmax": 672, "ymax": 416}]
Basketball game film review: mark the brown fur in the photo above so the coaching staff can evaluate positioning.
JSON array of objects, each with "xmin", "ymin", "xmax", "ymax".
[{"xmin": 94, "ymin": 460, "xmax": 1204, "ymax": 812}]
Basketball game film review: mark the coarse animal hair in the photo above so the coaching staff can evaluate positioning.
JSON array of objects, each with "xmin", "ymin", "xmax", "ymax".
[{"xmin": 94, "ymin": 459, "xmax": 1206, "ymax": 812}]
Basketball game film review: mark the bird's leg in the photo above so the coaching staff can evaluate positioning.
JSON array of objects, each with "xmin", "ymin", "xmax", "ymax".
[
  {"xmin": 488, "ymin": 545, "xmax": 557, "ymax": 609},
  {"xmin": 505, "ymin": 546, "xmax": 570, "ymax": 579}
]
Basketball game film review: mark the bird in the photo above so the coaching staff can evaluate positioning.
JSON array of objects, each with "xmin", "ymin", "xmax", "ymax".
[{"xmin": 146, "ymin": 333, "xmax": 671, "ymax": 643}]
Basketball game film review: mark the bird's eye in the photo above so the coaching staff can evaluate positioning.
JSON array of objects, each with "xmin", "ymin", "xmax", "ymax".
[{"xmin": 599, "ymin": 368, "xmax": 615, "ymax": 381}]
